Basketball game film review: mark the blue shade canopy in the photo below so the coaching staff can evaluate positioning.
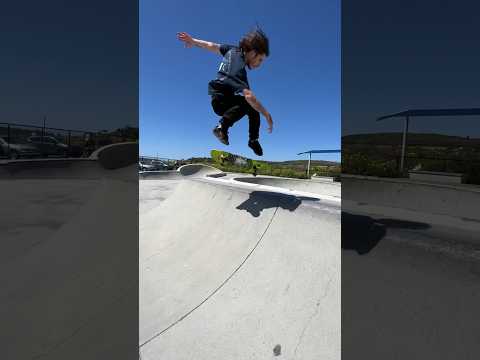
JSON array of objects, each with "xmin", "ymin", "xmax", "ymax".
[
  {"xmin": 377, "ymin": 108, "xmax": 480, "ymax": 121},
  {"xmin": 297, "ymin": 150, "xmax": 341, "ymax": 155}
]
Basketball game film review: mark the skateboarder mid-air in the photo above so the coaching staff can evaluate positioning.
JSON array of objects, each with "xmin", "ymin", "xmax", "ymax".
[{"xmin": 177, "ymin": 28, "xmax": 273, "ymax": 156}]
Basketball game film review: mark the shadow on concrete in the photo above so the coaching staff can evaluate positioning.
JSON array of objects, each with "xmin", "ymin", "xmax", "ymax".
[
  {"xmin": 342, "ymin": 213, "xmax": 432, "ymax": 254},
  {"xmin": 236, "ymin": 191, "xmax": 319, "ymax": 218},
  {"xmin": 342, "ymin": 212, "xmax": 386, "ymax": 255},
  {"xmin": 374, "ymin": 218, "xmax": 431, "ymax": 230}
]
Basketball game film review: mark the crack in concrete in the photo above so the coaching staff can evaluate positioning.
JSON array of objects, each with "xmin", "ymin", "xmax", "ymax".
[
  {"xmin": 293, "ymin": 274, "xmax": 334, "ymax": 359},
  {"xmin": 140, "ymin": 207, "xmax": 280, "ymax": 349}
]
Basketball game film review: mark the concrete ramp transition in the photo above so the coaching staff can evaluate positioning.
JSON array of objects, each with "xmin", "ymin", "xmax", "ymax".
[
  {"xmin": 139, "ymin": 170, "xmax": 182, "ymax": 180},
  {"xmin": 234, "ymin": 175, "xmax": 341, "ymax": 198},
  {"xmin": 140, "ymin": 164, "xmax": 225, "ymax": 180},
  {"xmin": 178, "ymin": 163, "xmax": 225, "ymax": 177},
  {"xmin": 139, "ymin": 175, "xmax": 341, "ymax": 359},
  {"xmin": 1, "ymin": 142, "xmax": 138, "ymax": 360}
]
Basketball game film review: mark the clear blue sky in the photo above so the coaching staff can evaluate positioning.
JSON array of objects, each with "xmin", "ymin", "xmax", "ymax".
[
  {"xmin": 140, "ymin": 0, "xmax": 340, "ymax": 162},
  {"xmin": 343, "ymin": 1, "xmax": 480, "ymax": 138}
]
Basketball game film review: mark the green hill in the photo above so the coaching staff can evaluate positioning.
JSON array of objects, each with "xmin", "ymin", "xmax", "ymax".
[
  {"xmin": 206, "ymin": 149, "xmax": 340, "ymax": 179},
  {"xmin": 343, "ymin": 132, "xmax": 480, "ymax": 147},
  {"xmin": 342, "ymin": 132, "xmax": 480, "ymax": 183},
  {"xmin": 275, "ymin": 159, "xmax": 339, "ymax": 167}
]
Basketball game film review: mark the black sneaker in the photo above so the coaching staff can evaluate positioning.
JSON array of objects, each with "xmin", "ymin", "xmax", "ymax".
[
  {"xmin": 212, "ymin": 125, "xmax": 229, "ymax": 145},
  {"xmin": 248, "ymin": 139, "xmax": 263, "ymax": 156}
]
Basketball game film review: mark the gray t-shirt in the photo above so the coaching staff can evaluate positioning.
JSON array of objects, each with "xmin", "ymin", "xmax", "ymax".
[{"xmin": 208, "ymin": 44, "xmax": 250, "ymax": 96}]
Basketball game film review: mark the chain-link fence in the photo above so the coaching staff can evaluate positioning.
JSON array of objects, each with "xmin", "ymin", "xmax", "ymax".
[{"xmin": 0, "ymin": 122, "xmax": 138, "ymax": 160}]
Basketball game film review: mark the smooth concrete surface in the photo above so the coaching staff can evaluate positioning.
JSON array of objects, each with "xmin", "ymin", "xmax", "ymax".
[
  {"xmin": 139, "ymin": 168, "xmax": 341, "ymax": 359},
  {"xmin": 311, "ymin": 175, "xmax": 335, "ymax": 182},
  {"xmin": 139, "ymin": 179, "xmax": 181, "ymax": 216},
  {"xmin": 0, "ymin": 158, "xmax": 106, "ymax": 179},
  {"xmin": 155, "ymin": 167, "xmax": 480, "ymax": 359},
  {"xmin": 342, "ymin": 174, "xmax": 480, "ymax": 223},
  {"xmin": 1, "ymin": 143, "xmax": 138, "ymax": 360},
  {"xmin": 408, "ymin": 170, "xmax": 463, "ymax": 184},
  {"xmin": 233, "ymin": 175, "xmax": 341, "ymax": 198},
  {"xmin": 342, "ymin": 210, "xmax": 480, "ymax": 359},
  {"xmin": 341, "ymin": 173, "xmax": 480, "ymax": 358},
  {"xmin": 139, "ymin": 166, "xmax": 480, "ymax": 359}
]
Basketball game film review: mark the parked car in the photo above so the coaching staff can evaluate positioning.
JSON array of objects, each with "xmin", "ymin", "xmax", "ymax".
[
  {"xmin": 0, "ymin": 137, "xmax": 40, "ymax": 159},
  {"xmin": 139, "ymin": 161, "xmax": 168, "ymax": 171},
  {"xmin": 139, "ymin": 162, "xmax": 154, "ymax": 171},
  {"xmin": 27, "ymin": 136, "xmax": 69, "ymax": 157},
  {"xmin": 153, "ymin": 160, "xmax": 169, "ymax": 170}
]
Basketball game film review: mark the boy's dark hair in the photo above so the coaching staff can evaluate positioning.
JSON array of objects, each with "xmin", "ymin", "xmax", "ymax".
[{"xmin": 239, "ymin": 27, "xmax": 270, "ymax": 57}]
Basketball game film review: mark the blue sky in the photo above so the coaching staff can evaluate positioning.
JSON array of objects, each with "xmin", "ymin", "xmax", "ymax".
[
  {"xmin": 1, "ymin": 2, "xmax": 137, "ymax": 133},
  {"xmin": 140, "ymin": 0, "xmax": 340, "ymax": 162},
  {"xmin": 342, "ymin": 1, "xmax": 480, "ymax": 137}
]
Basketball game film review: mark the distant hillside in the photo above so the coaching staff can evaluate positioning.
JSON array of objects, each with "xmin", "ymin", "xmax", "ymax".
[
  {"xmin": 186, "ymin": 157, "xmax": 339, "ymax": 167},
  {"xmin": 343, "ymin": 132, "xmax": 480, "ymax": 146},
  {"xmin": 272, "ymin": 159, "xmax": 339, "ymax": 167}
]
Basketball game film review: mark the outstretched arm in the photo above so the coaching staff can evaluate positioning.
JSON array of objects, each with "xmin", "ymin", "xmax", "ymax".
[
  {"xmin": 177, "ymin": 32, "xmax": 220, "ymax": 55},
  {"xmin": 243, "ymin": 89, "xmax": 274, "ymax": 133}
]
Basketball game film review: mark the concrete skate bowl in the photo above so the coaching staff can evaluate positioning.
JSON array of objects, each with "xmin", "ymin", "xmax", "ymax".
[
  {"xmin": 178, "ymin": 163, "xmax": 225, "ymax": 177},
  {"xmin": 0, "ymin": 141, "xmax": 138, "ymax": 180},
  {"xmin": 234, "ymin": 176, "xmax": 341, "ymax": 198},
  {"xmin": 139, "ymin": 170, "xmax": 183, "ymax": 180},
  {"xmin": 2, "ymin": 142, "xmax": 138, "ymax": 359},
  {"xmin": 139, "ymin": 178, "xmax": 340, "ymax": 359},
  {"xmin": 89, "ymin": 141, "xmax": 138, "ymax": 170},
  {"xmin": 0, "ymin": 158, "xmax": 118, "ymax": 179},
  {"xmin": 140, "ymin": 164, "xmax": 224, "ymax": 180},
  {"xmin": 139, "ymin": 164, "xmax": 225, "ymax": 216}
]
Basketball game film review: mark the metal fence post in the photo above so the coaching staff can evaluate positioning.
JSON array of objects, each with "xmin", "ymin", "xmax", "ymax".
[
  {"xmin": 307, "ymin": 152, "xmax": 312, "ymax": 178},
  {"xmin": 400, "ymin": 115, "xmax": 410, "ymax": 173}
]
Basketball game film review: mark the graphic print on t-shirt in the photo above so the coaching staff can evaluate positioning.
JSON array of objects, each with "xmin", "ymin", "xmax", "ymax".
[
  {"xmin": 208, "ymin": 44, "xmax": 250, "ymax": 96},
  {"xmin": 218, "ymin": 52, "xmax": 231, "ymax": 73}
]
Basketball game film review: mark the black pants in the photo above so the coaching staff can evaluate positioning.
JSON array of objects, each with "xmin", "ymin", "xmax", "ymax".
[{"xmin": 211, "ymin": 94, "xmax": 260, "ymax": 140}]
